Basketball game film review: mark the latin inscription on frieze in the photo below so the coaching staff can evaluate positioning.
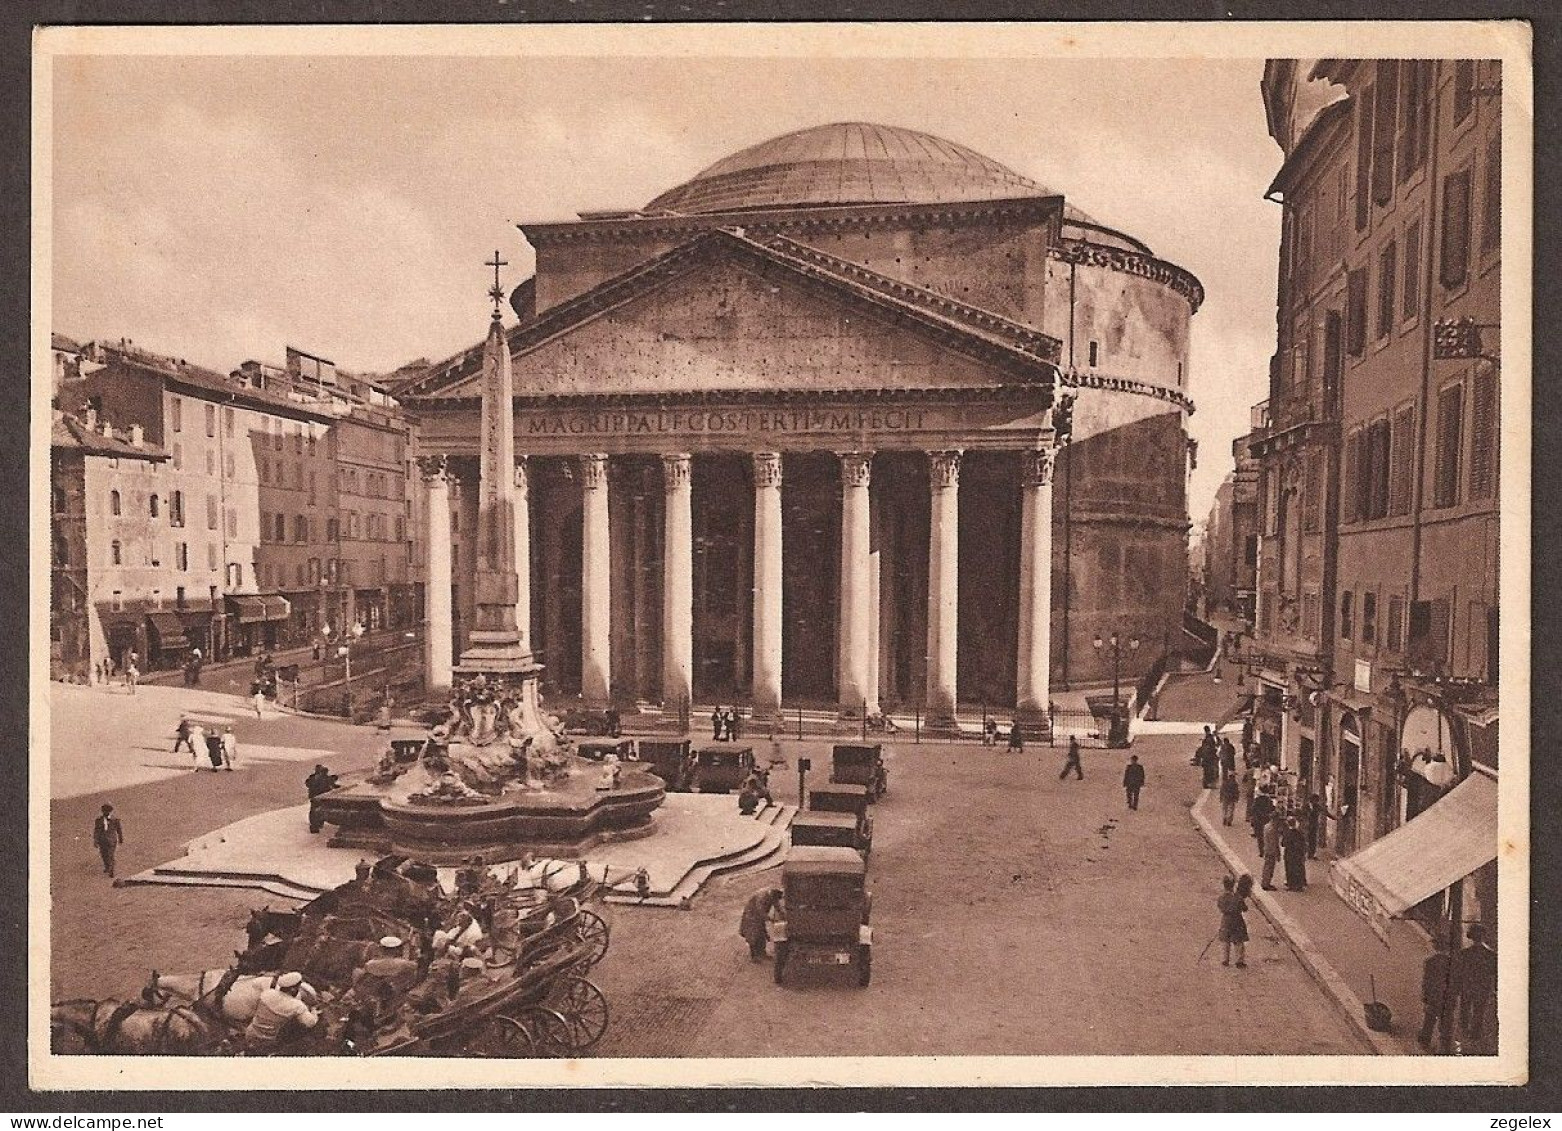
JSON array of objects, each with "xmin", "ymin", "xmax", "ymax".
[{"xmin": 521, "ymin": 407, "xmax": 931, "ymax": 438}]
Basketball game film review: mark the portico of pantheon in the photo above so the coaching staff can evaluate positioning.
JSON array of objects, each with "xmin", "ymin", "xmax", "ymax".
[{"xmin": 400, "ymin": 123, "xmax": 1202, "ymax": 727}]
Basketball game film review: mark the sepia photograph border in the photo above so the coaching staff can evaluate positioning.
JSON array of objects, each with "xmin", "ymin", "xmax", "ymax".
[{"xmin": 25, "ymin": 16, "xmax": 1535, "ymax": 1094}]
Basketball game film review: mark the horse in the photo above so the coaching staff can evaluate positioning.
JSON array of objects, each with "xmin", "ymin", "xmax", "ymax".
[
  {"xmin": 244, "ymin": 905, "xmax": 303, "ymax": 950},
  {"xmin": 144, "ymin": 967, "xmax": 317, "ymax": 1025},
  {"xmin": 50, "ymin": 997, "xmax": 222, "ymax": 1055}
]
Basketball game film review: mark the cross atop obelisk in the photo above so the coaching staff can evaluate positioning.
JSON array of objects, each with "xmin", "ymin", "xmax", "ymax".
[{"xmin": 485, "ymin": 249, "xmax": 508, "ymax": 321}]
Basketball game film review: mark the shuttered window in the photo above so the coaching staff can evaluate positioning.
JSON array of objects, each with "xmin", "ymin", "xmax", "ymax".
[
  {"xmin": 1453, "ymin": 60, "xmax": 1475, "ymax": 125},
  {"xmin": 1440, "ymin": 169, "xmax": 1472, "ymax": 289},
  {"xmin": 1340, "ymin": 591, "xmax": 1355, "ymax": 640},
  {"xmin": 1398, "ymin": 61, "xmax": 1433, "ymax": 180},
  {"xmin": 1372, "ymin": 61, "xmax": 1399, "ymax": 206},
  {"xmin": 1402, "ymin": 218, "xmax": 1422, "ymax": 319},
  {"xmin": 1389, "ymin": 404, "xmax": 1416, "ymax": 516},
  {"xmin": 1343, "ymin": 428, "xmax": 1362, "ymax": 523},
  {"xmin": 1376, "ymin": 240, "xmax": 1397, "ymax": 339},
  {"xmin": 1386, "ymin": 595, "xmax": 1405, "ymax": 652},
  {"xmin": 1347, "ymin": 268, "xmax": 1368, "ymax": 357},
  {"xmin": 1434, "ymin": 382, "xmax": 1464, "ymax": 508},
  {"xmin": 1482, "ymin": 131, "xmax": 1501, "ymax": 255},
  {"xmin": 1364, "ymin": 419, "xmax": 1392, "ymax": 520},
  {"xmin": 1469, "ymin": 368, "xmax": 1498, "ymax": 500},
  {"xmin": 1303, "ymin": 450, "xmax": 1322, "ymax": 533},
  {"xmin": 1355, "ymin": 83, "xmax": 1375, "ymax": 231}
]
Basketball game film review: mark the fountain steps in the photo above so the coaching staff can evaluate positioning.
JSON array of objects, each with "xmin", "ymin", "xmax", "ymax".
[{"xmin": 605, "ymin": 801, "xmax": 796, "ymax": 910}]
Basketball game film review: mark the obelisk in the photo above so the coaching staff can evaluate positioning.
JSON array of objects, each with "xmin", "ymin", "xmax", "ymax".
[{"xmin": 455, "ymin": 252, "xmax": 539, "ymax": 684}]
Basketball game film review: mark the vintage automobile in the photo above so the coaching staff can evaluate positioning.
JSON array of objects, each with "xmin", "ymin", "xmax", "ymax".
[
  {"xmin": 560, "ymin": 707, "xmax": 621, "ymax": 737},
  {"xmin": 691, "ymin": 744, "xmax": 755, "ymax": 794},
  {"xmin": 807, "ymin": 783, "xmax": 873, "ymax": 854},
  {"xmin": 789, "ymin": 811, "xmax": 864, "ymax": 854},
  {"xmin": 830, "ymin": 743, "xmax": 887, "ymax": 801},
  {"xmin": 768, "ymin": 846, "xmax": 873, "ymax": 987},
  {"xmin": 575, "ymin": 737, "xmax": 636, "ymax": 763},
  {"xmin": 631, "ymin": 738, "xmax": 696, "ymax": 792}
]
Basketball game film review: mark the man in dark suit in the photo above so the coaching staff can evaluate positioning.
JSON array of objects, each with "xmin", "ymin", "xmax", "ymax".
[
  {"xmin": 1456, "ymin": 922, "xmax": 1497, "ymax": 1048},
  {"xmin": 93, "ymin": 804, "xmax": 124, "ymax": 878},
  {"xmin": 1418, "ymin": 933, "xmax": 1457, "ymax": 1052},
  {"xmin": 1122, "ymin": 755, "xmax": 1145, "ymax": 810}
]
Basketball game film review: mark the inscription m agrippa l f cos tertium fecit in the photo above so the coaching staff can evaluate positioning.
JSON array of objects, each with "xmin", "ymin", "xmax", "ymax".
[{"xmin": 519, "ymin": 407, "xmax": 932, "ymax": 438}]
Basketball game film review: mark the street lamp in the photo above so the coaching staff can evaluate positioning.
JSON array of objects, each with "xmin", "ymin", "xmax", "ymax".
[{"xmin": 1093, "ymin": 632, "xmax": 1141, "ymax": 710}]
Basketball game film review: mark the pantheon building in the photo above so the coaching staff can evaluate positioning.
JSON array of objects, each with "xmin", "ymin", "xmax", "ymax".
[{"xmin": 402, "ymin": 122, "xmax": 1201, "ymax": 726}]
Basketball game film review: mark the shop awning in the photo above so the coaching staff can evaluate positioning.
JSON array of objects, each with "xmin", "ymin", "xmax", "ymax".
[
  {"xmin": 1330, "ymin": 771, "xmax": 1499, "ymax": 940},
  {"xmin": 226, "ymin": 594, "xmax": 292, "ymax": 624},
  {"xmin": 145, "ymin": 610, "xmax": 189, "ymax": 651}
]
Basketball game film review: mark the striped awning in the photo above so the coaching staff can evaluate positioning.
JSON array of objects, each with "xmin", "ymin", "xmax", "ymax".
[
  {"xmin": 226, "ymin": 594, "xmax": 292, "ymax": 624},
  {"xmin": 1330, "ymin": 771, "xmax": 1498, "ymax": 939},
  {"xmin": 145, "ymin": 610, "xmax": 189, "ymax": 651}
]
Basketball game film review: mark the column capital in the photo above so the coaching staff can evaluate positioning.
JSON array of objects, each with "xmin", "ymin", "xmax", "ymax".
[
  {"xmin": 753, "ymin": 451, "xmax": 783, "ymax": 489},
  {"xmin": 416, "ymin": 453, "xmax": 451, "ymax": 484},
  {"xmin": 928, "ymin": 449, "xmax": 962, "ymax": 490},
  {"xmin": 579, "ymin": 452, "xmax": 609, "ymax": 491},
  {"xmin": 839, "ymin": 450, "xmax": 873, "ymax": 489},
  {"xmin": 1021, "ymin": 447, "xmax": 1058, "ymax": 488},
  {"xmin": 661, "ymin": 452, "xmax": 692, "ymax": 492},
  {"xmin": 513, "ymin": 454, "xmax": 530, "ymax": 492}
]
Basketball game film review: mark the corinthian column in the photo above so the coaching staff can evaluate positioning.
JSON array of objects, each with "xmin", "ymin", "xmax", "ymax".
[
  {"xmin": 580, "ymin": 453, "xmax": 611, "ymax": 707},
  {"xmin": 925, "ymin": 450, "xmax": 961, "ymax": 731},
  {"xmin": 419, "ymin": 454, "xmax": 454, "ymax": 688},
  {"xmin": 838, "ymin": 451, "xmax": 873, "ymax": 718},
  {"xmin": 1016, "ymin": 447, "xmax": 1057, "ymax": 722},
  {"xmin": 751, "ymin": 452, "xmax": 784, "ymax": 720},
  {"xmin": 662, "ymin": 453, "xmax": 694, "ymax": 709}
]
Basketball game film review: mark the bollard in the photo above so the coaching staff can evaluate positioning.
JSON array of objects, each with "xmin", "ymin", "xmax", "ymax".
[
  {"xmin": 915, "ymin": 707, "xmax": 921, "ymax": 744},
  {"xmin": 797, "ymin": 706, "xmax": 803, "ymax": 741},
  {"xmin": 862, "ymin": 700, "xmax": 868, "ymax": 741}
]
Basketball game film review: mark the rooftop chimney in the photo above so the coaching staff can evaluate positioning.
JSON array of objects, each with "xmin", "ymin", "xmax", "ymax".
[{"xmin": 130, "ymin": 424, "xmax": 144, "ymax": 446}]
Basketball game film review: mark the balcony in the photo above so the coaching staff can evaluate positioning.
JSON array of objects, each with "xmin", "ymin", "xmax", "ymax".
[{"xmin": 1250, "ymin": 400, "xmax": 1271, "ymax": 432}]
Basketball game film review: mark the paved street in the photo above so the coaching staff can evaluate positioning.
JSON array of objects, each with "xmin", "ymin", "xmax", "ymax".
[{"xmin": 49, "ymin": 683, "xmax": 1363, "ymax": 1056}]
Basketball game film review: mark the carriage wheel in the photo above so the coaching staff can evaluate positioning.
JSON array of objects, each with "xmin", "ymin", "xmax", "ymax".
[
  {"xmin": 576, "ymin": 909, "xmax": 610, "ymax": 966},
  {"xmin": 548, "ymin": 975, "xmax": 609, "ymax": 1052},
  {"xmin": 485, "ymin": 945, "xmax": 518, "ymax": 970},
  {"xmin": 466, "ymin": 1014, "xmax": 535, "ymax": 1057},
  {"xmin": 518, "ymin": 1006, "xmax": 573, "ymax": 1057}
]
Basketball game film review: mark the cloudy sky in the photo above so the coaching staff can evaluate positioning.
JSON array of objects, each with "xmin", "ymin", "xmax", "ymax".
[{"xmin": 50, "ymin": 51, "xmax": 1283, "ymax": 521}]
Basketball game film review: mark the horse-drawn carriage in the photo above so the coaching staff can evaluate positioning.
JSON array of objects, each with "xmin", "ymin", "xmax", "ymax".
[{"xmin": 51, "ymin": 855, "xmax": 616, "ymax": 1058}]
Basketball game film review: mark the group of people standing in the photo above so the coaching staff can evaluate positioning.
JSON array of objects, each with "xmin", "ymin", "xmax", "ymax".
[
  {"xmin": 1195, "ymin": 724, "xmax": 1322, "ymax": 894},
  {"xmin": 709, "ymin": 706, "xmax": 742, "ymax": 742},
  {"xmin": 94, "ymin": 651, "xmax": 140, "ymax": 692},
  {"xmin": 173, "ymin": 716, "xmax": 238, "ymax": 771}
]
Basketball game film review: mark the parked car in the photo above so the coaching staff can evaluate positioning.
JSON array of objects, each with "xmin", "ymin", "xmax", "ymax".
[
  {"xmin": 830, "ymin": 744, "xmax": 887, "ymax": 800},
  {"xmin": 691, "ymin": 745, "xmax": 754, "ymax": 794},
  {"xmin": 768, "ymin": 846, "xmax": 873, "ymax": 986},
  {"xmin": 631, "ymin": 738, "xmax": 696, "ymax": 791},
  {"xmin": 807, "ymin": 783, "xmax": 873, "ymax": 854},
  {"xmin": 576, "ymin": 737, "xmax": 635, "ymax": 763},
  {"xmin": 789, "ymin": 811, "xmax": 866, "ymax": 855}
]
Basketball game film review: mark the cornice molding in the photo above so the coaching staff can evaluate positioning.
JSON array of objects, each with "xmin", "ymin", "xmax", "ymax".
[
  {"xmin": 1058, "ymin": 368, "xmax": 1196, "ymax": 415},
  {"xmin": 1049, "ymin": 240, "xmax": 1206, "ymax": 313}
]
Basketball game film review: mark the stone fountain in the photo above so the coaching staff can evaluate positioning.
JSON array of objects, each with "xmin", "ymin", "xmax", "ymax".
[{"xmin": 314, "ymin": 261, "xmax": 663, "ymax": 861}]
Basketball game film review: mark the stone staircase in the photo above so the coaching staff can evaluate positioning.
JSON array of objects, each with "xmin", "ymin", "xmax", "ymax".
[
  {"xmin": 118, "ymin": 864, "xmax": 325, "ymax": 902},
  {"xmin": 604, "ymin": 801, "xmax": 796, "ymax": 910}
]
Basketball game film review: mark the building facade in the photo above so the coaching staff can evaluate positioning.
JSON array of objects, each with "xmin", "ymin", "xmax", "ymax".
[
  {"xmin": 402, "ymin": 122, "xmax": 1201, "ymax": 721},
  {"xmin": 57, "ymin": 339, "xmax": 424, "ymax": 671},
  {"xmin": 1252, "ymin": 60, "xmax": 1500, "ymax": 948}
]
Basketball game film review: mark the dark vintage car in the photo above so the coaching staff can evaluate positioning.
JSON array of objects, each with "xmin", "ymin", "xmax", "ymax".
[
  {"xmin": 768, "ymin": 846, "xmax": 873, "ymax": 986},
  {"xmin": 807, "ymin": 783, "xmax": 873, "ymax": 854},
  {"xmin": 830, "ymin": 744, "xmax": 887, "ymax": 801},
  {"xmin": 561, "ymin": 707, "xmax": 622, "ymax": 737},
  {"xmin": 691, "ymin": 744, "xmax": 754, "ymax": 794},
  {"xmin": 631, "ymin": 738, "xmax": 696, "ymax": 791},
  {"xmin": 575, "ymin": 737, "xmax": 636, "ymax": 763},
  {"xmin": 789, "ymin": 810, "xmax": 866, "ymax": 855}
]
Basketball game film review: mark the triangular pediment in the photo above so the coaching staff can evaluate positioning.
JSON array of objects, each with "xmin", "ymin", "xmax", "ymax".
[{"xmin": 410, "ymin": 231, "xmax": 1057, "ymax": 402}]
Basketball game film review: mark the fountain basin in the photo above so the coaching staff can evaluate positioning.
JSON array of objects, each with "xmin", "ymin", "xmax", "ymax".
[{"xmin": 316, "ymin": 766, "xmax": 666, "ymax": 863}]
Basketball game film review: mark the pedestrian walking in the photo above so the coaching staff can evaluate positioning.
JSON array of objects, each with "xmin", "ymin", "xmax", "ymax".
[
  {"xmin": 1007, "ymin": 719, "xmax": 1024, "ymax": 753},
  {"xmin": 1219, "ymin": 736, "xmax": 1237, "ymax": 776},
  {"xmin": 305, "ymin": 764, "xmax": 340, "ymax": 833},
  {"xmin": 1216, "ymin": 874, "xmax": 1251, "ymax": 968},
  {"xmin": 205, "ymin": 730, "xmax": 226, "ymax": 770},
  {"xmin": 1060, "ymin": 735, "xmax": 1084, "ymax": 781},
  {"xmin": 1418, "ymin": 933, "xmax": 1457, "ymax": 1052},
  {"xmin": 1122, "ymin": 754, "xmax": 1145, "ymax": 810},
  {"xmin": 172, "ymin": 716, "xmax": 195, "ymax": 756},
  {"xmin": 1219, "ymin": 771, "xmax": 1240, "ymax": 826},
  {"xmin": 92, "ymin": 804, "xmax": 124, "ymax": 878},
  {"xmin": 1456, "ymin": 923, "xmax": 1497, "ymax": 1048},
  {"xmin": 739, "ymin": 887, "xmax": 783, "ymax": 961},
  {"xmin": 220, "ymin": 724, "xmax": 238, "ymax": 770},
  {"xmin": 124, "ymin": 654, "xmax": 139, "ymax": 694},
  {"xmin": 1281, "ymin": 816, "xmax": 1308, "ymax": 890},
  {"xmin": 186, "ymin": 721, "xmax": 208, "ymax": 769},
  {"xmin": 252, "ymin": 679, "xmax": 266, "ymax": 719},
  {"xmin": 1260, "ymin": 810, "xmax": 1283, "ymax": 890},
  {"xmin": 1300, "ymin": 792, "xmax": 1323, "ymax": 859},
  {"xmin": 711, "ymin": 708, "xmax": 723, "ymax": 742},
  {"xmin": 983, "ymin": 718, "xmax": 997, "ymax": 747},
  {"xmin": 723, "ymin": 706, "xmax": 739, "ymax": 741},
  {"xmin": 1250, "ymin": 786, "xmax": 1275, "ymax": 848}
]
